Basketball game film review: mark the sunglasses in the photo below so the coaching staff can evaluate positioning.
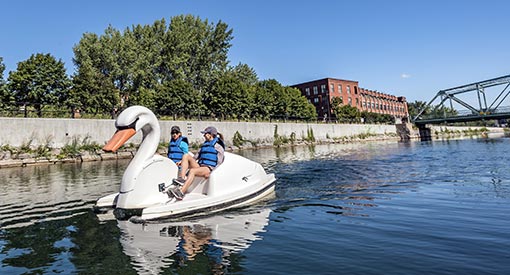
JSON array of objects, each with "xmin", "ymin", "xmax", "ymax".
[{"xmin": 171, "ymin": 131, "xmax": 179, "ymax": 134}]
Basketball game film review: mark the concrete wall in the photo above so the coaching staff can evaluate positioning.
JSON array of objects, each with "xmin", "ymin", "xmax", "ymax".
[{"xmin": 0, "ymin": 117, "xmax": 397, "ymax": 148}]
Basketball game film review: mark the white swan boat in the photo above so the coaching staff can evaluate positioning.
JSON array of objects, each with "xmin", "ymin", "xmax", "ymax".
[{"xmin": 94, "ymin": 106, "xmax": 276, "ymax": 222}]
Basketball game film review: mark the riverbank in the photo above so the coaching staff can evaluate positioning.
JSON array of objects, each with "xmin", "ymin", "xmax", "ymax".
[
  {"xmin": 1, "ymin": 124, "xmax": 506, "ymax": 168},
  {"xmin": 0, "ymin": 114, "xmax": 506, "ymax": 169},
  {"xmin": 0, "ymin": 116, "xmax": 403, "ymax": 168},
  {"xmin": 0, "ymin": 132, "xmax": 400, "ymax": 168}
]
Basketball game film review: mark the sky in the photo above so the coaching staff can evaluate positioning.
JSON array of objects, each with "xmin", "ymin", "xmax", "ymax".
[{"xmin": 1, "ymin": 0, "xmax": 509, "ymax": 102}]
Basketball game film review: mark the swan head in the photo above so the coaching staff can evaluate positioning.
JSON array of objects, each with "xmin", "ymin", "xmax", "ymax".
[{"xmin": 103, "ymin": 106, "xmax": 159, "ymax": 152}]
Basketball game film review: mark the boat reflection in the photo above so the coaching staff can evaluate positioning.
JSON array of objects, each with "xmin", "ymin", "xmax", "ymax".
[{"xmin": 117, "ymin": 207, "xmax": 272, "ymax": 274}]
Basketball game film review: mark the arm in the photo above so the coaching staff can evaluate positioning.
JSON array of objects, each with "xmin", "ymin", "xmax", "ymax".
[
  {"xmin": 179, "ymin": 141, "xmax": 189, "ymax": 154},
  {"xmin": 167, "ymin": 140, "xmax": 172, "ymax": 158},
  {"xmin": 214, "ymin": 143, "xmax": 225, "ymax": 167}
]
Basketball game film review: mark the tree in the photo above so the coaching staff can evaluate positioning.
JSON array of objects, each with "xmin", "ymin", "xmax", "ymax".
[
  {"xmin": 205, "ymin": 73, "xmax": 253, "ymax": 120},
  {"xmin": 330, "ymin": 96, "xmax": 343, "ymax": 119},
  {"xmin": 408, "ymin": 100, "xmax": 457, "ymax": 120},
  {"xmin": 0, "ymin": 57, "xmax": 11, "ymax": 108},
  {"xmin": 335, "ymin": 104, "xmax": 361, "ymax": 122},
  {"xmin": 252, "ymin": 84, "xmax": 274, "ymax": 120},
  {"xmin": 7, "ymin": 53, "xmax": 70, "ymax": 116},
  {"xmin": 408, "ymin": 100, "xmax": 430, "ymax": 120},
  {"xmin": 229, "ymin": 63, "xmax": 258, "ymax": 86},
  {"xmin": 285, "ymin": 86, "xmax": 316, "ymax": 120},
  {"xmin": 71, "ymin": 32, "xmax": 120, "ymax": 114},
  {"xmin": 154, "ymin": 79, "xmax": 203, "ymax": 119},
  {"xmin": 72, "ymin": 16, "xmax": 234, "ymax": 115},
  {"xmin": 165, "ymin": 15, "xmax": 233, "ymax": 93},
  {"xmin": 254, "ymin": 79, "xmax": 316, "ymax": 121}
]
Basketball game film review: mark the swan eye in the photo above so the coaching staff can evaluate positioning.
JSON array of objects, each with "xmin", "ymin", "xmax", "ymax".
[{"xmin": 117, "ymin": 118, "xmax": 139, "ymax": 130}]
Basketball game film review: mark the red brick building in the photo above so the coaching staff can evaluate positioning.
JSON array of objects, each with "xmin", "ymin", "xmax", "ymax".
[{"xmin": 292, "ymin": 77, "xmax": 409, "ymax": 122}]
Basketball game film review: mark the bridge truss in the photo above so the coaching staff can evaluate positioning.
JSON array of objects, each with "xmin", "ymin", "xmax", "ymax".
[{"xmin": 413, "ymin": 74, "xmax": 510, "ymax": 126}]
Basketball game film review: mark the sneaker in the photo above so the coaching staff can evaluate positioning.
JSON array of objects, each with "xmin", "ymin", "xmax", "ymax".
[
  {"xmin": 165, "ymin": 187, "xmax": 174, "ymax": 198},
  {"xmin": 172, "ymin": 177, "xmax": 185, "ymax": 186},
  {"xmin": 169, "ymin": 187, "xmax": 184, "ymax": 200}
]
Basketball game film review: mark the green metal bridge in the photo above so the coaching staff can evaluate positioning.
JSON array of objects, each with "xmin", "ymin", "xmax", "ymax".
[{"xmin": 413, "ymin": 74, "xmax": 510, "ymax": 127}]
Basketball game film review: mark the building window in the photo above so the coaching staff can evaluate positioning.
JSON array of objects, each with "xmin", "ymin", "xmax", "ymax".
[
  {"xmin": 348, "ymin": 97, "xmax": 352, "ymax": 106},
  {"xmin": 305, "ymin": 87, "xmax": 310, "ymax": 96},
  {"xmin": 338, "ymin": 84, "xmax": 342, "ymax": 94},
  {"xmin": 330, "ymin": 84, "xmax": 334, "ymax": 93},
  {"xmin": 347, "ymin": 86, "xmax": 351, "ymax": 94},
  {"xmin": 313, "ymin": 86, "xmax": 318, "ymax": 95},
  {"xmin": 321, "ymin": 84, "xmax": 326, "ymax": 94},
  {"xmin": 314, "ymin": 98, "xmax": 319, "ymax": 103}
]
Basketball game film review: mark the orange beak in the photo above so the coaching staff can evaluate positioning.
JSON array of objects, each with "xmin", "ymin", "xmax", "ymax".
[{"xmin": 103, "ymin": 128, "xmax": 137, "ymax": 152}]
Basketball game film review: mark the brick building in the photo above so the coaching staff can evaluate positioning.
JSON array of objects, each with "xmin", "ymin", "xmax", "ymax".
[{"xmin": 291, "ymin": 77, "xmax": 409, "ymax": 122}]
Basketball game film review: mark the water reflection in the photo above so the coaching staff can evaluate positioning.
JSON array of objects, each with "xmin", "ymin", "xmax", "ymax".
[
  {"xmin": 0, "ymin": 160, "xmax": 128, "ymax": 229},
  {"xmin": 117, "ymin": 207, "xmax": 271, "ymax": 274}
]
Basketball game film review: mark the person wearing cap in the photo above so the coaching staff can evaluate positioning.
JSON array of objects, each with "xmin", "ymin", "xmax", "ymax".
[
  {"xmin": 167, "ymin": 126, "xmax": 189, "ymax": 164},
  {"xmin": 169, "ymin": 126, "xmax": 225, "ymax": 200}
]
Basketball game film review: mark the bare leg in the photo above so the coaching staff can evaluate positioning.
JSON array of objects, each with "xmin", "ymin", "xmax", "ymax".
[
  {"xmin": 181, "ymin": 166, "xmax": 211, "ymax": 193},
  {"xmin": 179, "ymin": 154, "xmax": 199, "ymax": 179}
]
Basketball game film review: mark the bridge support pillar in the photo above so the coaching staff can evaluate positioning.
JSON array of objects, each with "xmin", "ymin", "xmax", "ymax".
[
  {"xmin": 417, "ymin": 125, "xmax": 432, "ymax": 141},
  {"xmin": 396, "ymin": 123, "xmax": 413, "ymax": 141}
]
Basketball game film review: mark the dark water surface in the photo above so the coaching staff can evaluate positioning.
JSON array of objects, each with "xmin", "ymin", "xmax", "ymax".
[{"xmin": 1, "ymin": 138, "xmax": 510, "ymax": 274}]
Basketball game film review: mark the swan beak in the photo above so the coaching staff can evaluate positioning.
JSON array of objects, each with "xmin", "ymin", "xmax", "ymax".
[{"xmin": 103, "ymin": 128, "xmax": 137, "ymax": 152}]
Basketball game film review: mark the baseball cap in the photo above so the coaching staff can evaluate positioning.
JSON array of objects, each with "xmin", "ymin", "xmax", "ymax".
[
  {"xmin": 200, "ymin": 126, "xmax": 217, "ymax": 136},
  {"xmin": 171, "ymin": 126, "xmax": 180, "ymax": 133}
]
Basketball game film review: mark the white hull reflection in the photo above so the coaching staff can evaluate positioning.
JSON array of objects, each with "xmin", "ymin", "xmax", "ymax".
[{"xmin": 117, "ymin": 207, "xmax": 272, "ymax": 274}]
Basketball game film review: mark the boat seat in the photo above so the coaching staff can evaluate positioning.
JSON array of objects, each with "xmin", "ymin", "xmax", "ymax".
[{"xmin": 187, "ymin": 177, "xmax": 209, "ymax": 195}]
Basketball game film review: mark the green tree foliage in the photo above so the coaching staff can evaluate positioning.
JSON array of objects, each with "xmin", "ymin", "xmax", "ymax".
[
  {"xmin": 206, "ymin": 72, "xmax": 254, "ymax": 120},
  {"xmin": 330, "ymin": 96, "xmax": 343, "ymax": 118},
  {"xmin": 408, "ymin": 100, "xmax": 457, "ymax": 120},
  {"xmin": 7, "ymin": 53, "xmax": 70, "ymax": 116},
  {"xmin": 254, "ymin": 79, "xmax": 316, "ymax": 120},
  {"xmin": 0, "ymin": 57, "xmax": 10, "ymax": 107},
  {"xmin": 361, "ymin": 111, "xmax": 394, "ymax": 124},
  {"xmin": 252, "ymin": 81, "xmax": 276, "ymax": 119},
  {"xmin": 331, "ymin": 96, "xmax": 361, "ymax": 122},
  {"xmin": 286, "ymin": 86, "xmax": 316, "ymax": 119},
  {"xmin": 408, "ymin": 100, "xmax": 430, "ymax": 119},
  {"xmin": 71, "ymin": 32, "xmax": 120, "ymax": 114},
  {"xmin": 154, "ymin": 79, "xmax": 203, "ymax": 118},
  {"xmin": 72, "ymin": 16, "xmax": 233, "ymax": 115},
  {"xmin": 166, "ymin": 15, "xmax": 233, "ymax": 92},
  {"xmin": 335, "ymin": 104, "xmax": 361, "ymax": 122},
  {"xmin": 229, "ymin": 63, "xmax": 259, "ymax": 86}
]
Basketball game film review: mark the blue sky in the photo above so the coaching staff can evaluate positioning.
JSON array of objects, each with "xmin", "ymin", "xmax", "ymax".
[{"xmin": 1, "ymin": 0, "xmax": 509, "ymax": 102}]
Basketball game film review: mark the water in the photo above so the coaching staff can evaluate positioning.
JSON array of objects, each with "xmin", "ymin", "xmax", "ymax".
[{"xmin": 1, "ymin": 137, "xmax": 510, "ymax": 274}]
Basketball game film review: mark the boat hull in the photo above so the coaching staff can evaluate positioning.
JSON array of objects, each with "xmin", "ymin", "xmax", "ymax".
[{"xmin": 138, "ymin": 174, "xmax": 276, "ymax": 221}]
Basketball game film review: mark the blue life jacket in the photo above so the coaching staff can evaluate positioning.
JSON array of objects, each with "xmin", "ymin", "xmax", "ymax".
[
  {"xmin": 198, "ymin": 137, "xmax": 225, "ymax": 167},
  {"xmin": 168, "ymin": 136, "xmax": 188, "ymax": 163}
]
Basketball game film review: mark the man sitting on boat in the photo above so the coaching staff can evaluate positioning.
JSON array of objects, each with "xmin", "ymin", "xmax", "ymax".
[
  {"xmin": 169, "ymin": 126, "xmax": 225, "ymax": 200},
  {"xmin": 167, "ymin": 125, "xmax": 189, "ymax": 164}
]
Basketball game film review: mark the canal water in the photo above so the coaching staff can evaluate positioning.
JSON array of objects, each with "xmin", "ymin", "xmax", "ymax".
[{"xmin": 1, "ymin": 137, "xmax": 510, "ymax": 274}]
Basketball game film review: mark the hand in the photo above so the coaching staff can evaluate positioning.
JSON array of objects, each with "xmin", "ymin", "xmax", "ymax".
[{"xmin": 176, "ymin": 161, "xmax": 182, "ymax": 166}]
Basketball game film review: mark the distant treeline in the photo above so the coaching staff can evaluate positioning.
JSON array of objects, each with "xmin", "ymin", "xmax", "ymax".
[{"xmin": 0, "ymin": 15, "xmax": 394, "ymax": 123}]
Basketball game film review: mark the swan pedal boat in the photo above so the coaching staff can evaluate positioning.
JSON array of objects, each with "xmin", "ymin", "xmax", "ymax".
[{"xmin": 94, "ymin": 106, "xmax": 276, "ymax": 222}]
